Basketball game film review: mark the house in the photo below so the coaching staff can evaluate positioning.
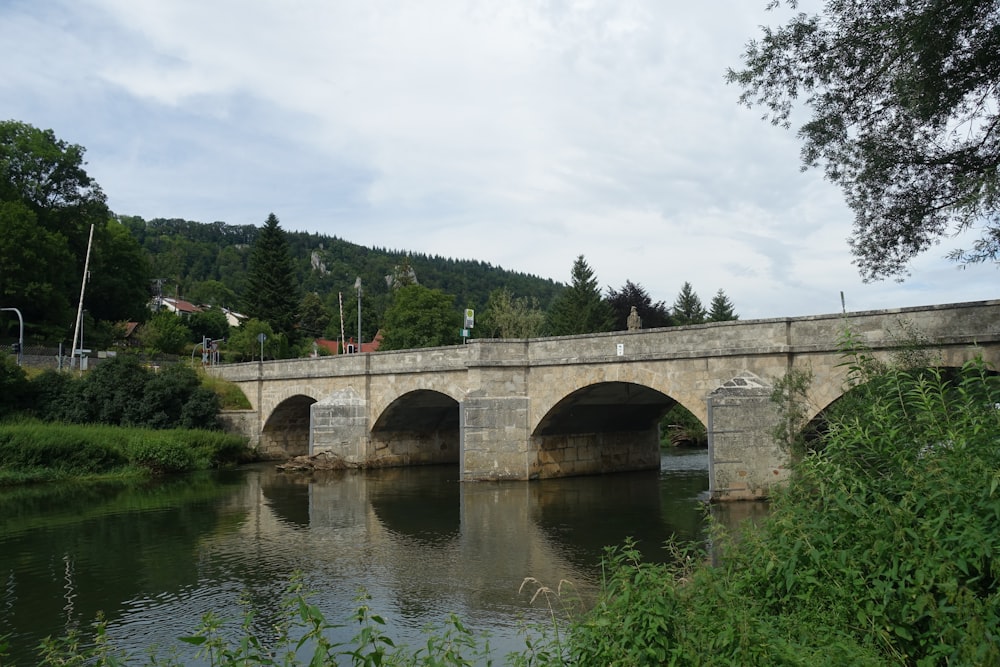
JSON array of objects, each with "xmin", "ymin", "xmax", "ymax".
[
  {"xmin": 314, "ymin": 332, "xmax": 383, "ymax": 355},
  {"xmin": 153, "ymin": 297, "xmax": 202, "ymax": 318},
  {"xmin": 220, "ymin": 307, "xmax": 246, "ymax": 327}
]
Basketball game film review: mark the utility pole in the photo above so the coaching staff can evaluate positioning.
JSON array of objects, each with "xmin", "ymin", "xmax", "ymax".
[
  {"xmin": 69, "ymin": 224, "xmax": 95, "ymax": 371},
  {"xmin": 355, "ymin": 277, "xmax": 362, "ymax": 353}
]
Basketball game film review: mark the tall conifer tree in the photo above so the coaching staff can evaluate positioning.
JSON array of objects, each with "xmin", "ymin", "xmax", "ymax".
[
  {"xmin": 707, "ymin": 289, "xmax": 739, "ymax": 322},
  {"xmin": 546, "ymin": 255, "xmax": 614, "ymax": 335},
  {"xmin": 244, "ymin": 213, "xmax": 301, "ymax": 343},
  {"xmin": 672, "ymin": 282, "xmax": 706, "ymax": 326}
]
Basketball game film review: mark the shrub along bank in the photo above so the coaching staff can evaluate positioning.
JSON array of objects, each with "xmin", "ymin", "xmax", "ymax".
[{"xmin": 0, "ymin": 353, "xmax": 239, "ymax": 429}]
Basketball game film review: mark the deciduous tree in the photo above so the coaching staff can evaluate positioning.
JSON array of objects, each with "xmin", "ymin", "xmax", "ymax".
[
  {"xmin": 606, "ymin": 280, "xmax": 671, "ymax": 330},
  {"xmin": 298, "ymin": 291, "xmax": 331, "ymax": 340},
  {"xmin": 226, "ymin": 319, "xmax": 278, "ymax": 361},
  {"xmin": 727, "ymin": 1, "xmax": 1000, "ymax": 280},
  {"xmin": 481, "ymin": 287, "xmax": 546, "ymax": 338},
  {"xmin": 141, "ymin": 311, "xmax": 192, "ymax": 355},
  {"xmin": 87, "ymin": 218, "xmax": 152, "ymax": 324},
  {"xmin": 188, "ymin": 308, "xmax": 231, "ymax": 344},
  {"xmin": 0, "ymin": 201, "xmax": 74, "ymax": 339},
  {"xmin": 379, "ymin": 284, "xmax": 460, "ymax": 350},
  {"xmin": 0, "ymin": 121, "xmax": 149, "ymax": 339}
]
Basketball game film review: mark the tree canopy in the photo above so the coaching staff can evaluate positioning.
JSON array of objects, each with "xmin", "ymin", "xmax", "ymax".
[
  {"xmin": 707, "ymin": 288, "xmax": 739, "ymax": 322},
  {"xmin": 727, "ymin": 1, "xmax": 1000, "ymax": 280},
  {"xmin": 379, "ymin": 284, "xmax": 460, "ymax": 350},
  {"xmin": 481, "ymin": 287, "xmax": 546, "ymax": 338},
  {"xmin": 547, "ymin": 256, "xmax": 614, "ymax": 336},
  {"xmin": 606, "ymin": 280, "xmax": 672, "ymax": 330},
  {"xmin": 672, "ymin": 282, "xmax": 707, "ymax": 326},
  {"xmin": 0, "ymin": 121, "xmax": 149, "ymax": 339}
]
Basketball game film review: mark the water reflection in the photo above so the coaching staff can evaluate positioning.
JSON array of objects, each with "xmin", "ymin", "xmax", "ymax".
[{"xmin": 0, "ymin": 449, "xmax": 733, "ymax": 665}]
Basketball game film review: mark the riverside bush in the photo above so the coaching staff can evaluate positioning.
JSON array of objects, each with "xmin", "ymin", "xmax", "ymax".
[
  {"xmin": 124, "ymin": 435, "xmax": 196, "ymax": 474},
  {"xmin": 0, "ymin": 355, "xmax": 29, "ymax": 419},
  {"xmin": 27, "ymin": 355, "xmax": 221, "ymax": 430},
  {"xmin": 0, "ymin": 423, "xmax": 128, "ymax": 474}
]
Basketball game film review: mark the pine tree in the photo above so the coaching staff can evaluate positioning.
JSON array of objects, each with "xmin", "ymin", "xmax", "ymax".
[
  {"xmin": 671, "ymin": 282, "xmax": 706, "ymax": 326},
  {"xmin": 546, "ymin": 255, "xmax": 614, "ymax": 335},
  {"xmin": 244, "ymin": 213, "xmax": 302, "ymax": 343},
  {"xmin": 707, "ymin": 289, "xmax": 739, "ymax": 322}
]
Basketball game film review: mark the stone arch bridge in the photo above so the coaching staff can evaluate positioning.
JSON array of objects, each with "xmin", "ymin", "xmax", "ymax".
[{"xmin": 210, "ymin": 300, "xmax": 1000, "ymax": 500}]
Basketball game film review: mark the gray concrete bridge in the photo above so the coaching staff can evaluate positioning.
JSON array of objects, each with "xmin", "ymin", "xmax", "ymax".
[{"xmin": 210, "ymin": 300, "xmax": 1000, "ymax": 500}]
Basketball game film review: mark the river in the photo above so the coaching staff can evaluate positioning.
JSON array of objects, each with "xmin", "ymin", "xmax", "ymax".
[{"xmin": 0, "ymin": 448, "xmax": 766, "ymax": 664}]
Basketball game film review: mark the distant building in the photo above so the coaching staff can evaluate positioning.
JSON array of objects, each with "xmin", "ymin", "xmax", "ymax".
[
  {"xmin": 152, "ymin": 297, "xmax": 202, "ymax": 318},
  {"xmin": 315, "ymin": 332, "xmax": 382, "ymax": 355},
  {"xmin": 220, "ymin": 307, "xmax": 246, "ymax": 327},
  {"xmin": 151, "ymin": 298, "xmax": 245, "ymax": 327}
]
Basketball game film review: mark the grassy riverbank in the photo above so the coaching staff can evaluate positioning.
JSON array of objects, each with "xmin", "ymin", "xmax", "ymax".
[{"xmin": 0, "ymin": 421, "xmax": 250, "ymax": 485}]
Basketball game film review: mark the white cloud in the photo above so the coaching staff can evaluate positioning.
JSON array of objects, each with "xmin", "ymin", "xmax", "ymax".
[{"xmin": 1, "ymin": 0, "xmax": 995, "ymax": 320}]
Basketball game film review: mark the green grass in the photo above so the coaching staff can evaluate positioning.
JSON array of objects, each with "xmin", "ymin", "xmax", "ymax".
[
  {"xmin": 0, "ymin": 421, "xmax": 250, "ymax": 485},
  {"xmin": 199, "ymin": 371, "xmax": 253, "ymax": 409}
]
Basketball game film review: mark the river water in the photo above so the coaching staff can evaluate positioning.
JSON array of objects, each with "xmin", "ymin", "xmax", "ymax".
[{"xmin": 0, "ymin": 449, "xmax": 765, "ymax": 664}]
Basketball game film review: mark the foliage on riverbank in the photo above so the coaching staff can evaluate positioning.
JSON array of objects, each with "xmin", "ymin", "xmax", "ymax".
[
  {"xmin": 0, "ymin": 422, "xmax": 249, "ymax": 485},
  {"xmin": 0, "ymin": 353, "xmax": 251, "ymax": 426},
  {"xmin": 9, "ymin": 341, "xmax": 1000, "ymax": 665}
]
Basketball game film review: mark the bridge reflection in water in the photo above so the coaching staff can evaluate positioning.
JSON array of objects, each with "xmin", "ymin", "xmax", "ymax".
[
  {"xmin": 220, "ymin": 451, "xmax": 715, "ymax": 652},
  {"xmin": 0, "ymin": 450, "xmax": 729, "ymax": 664}
]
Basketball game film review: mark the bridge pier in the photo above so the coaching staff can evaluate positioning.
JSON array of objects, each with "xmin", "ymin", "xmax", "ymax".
[
  {"xmin": 460, "ymin": 393, "xmax": 532, "ymax": 480},
  {"xmin": 707, "ymin": 373, "xmax": 790, "ymax": 501},
  {"xmin": 310, "ymin": 388, "xmax": 369, "ymax": 462}
]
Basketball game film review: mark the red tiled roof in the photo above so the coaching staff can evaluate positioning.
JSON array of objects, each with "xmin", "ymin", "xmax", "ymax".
[{"xmin": 315, "ymin": 332, "xmax": 382, "ymax": 355}]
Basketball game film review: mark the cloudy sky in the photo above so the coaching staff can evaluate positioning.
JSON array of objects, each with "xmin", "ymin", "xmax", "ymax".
[{"xmin": 2, "ymin": 0, "xmax": 995, "ymax": 319}]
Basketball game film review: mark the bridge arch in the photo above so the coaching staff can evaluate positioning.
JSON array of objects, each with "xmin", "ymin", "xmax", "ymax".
[
  {"xmin": 261, "ymin": 393, "xmax": 317, "ymax": 459},
  {"xmin": 530, "ymin": 381, "xmax": 673, "ymax": 478},
  {"xmin": 801, "ymin": 361, "xmax": 1000, "ymax": 447},
  {"xmin": 533, "ymin": 381, "xmax": 675, "ymax": 436},
  {"xmin": 527, "ymin": 362, "xmax": 708, "ymax": 427},
  {"xmin": 370, "ymin": 389, "xmax": 461, "ymax": 466}
]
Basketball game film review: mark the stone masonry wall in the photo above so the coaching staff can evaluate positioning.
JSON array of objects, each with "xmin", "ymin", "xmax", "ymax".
[
  {"xmin": 533, "ymin": 429, "xmax": 661, "ymax": 479},
  {"xmin": 707, "ymin": 373, "xmax": 789, "ymax": 500}
]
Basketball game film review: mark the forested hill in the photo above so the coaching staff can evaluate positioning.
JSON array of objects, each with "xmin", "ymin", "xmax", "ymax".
[{"xmin": 121, "ymin": 215, "xmax": 563, "ymax": 322}]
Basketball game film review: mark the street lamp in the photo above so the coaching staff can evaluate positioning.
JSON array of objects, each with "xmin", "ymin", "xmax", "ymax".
[
  {"xmin": 354, "ymin": 276, "xmax": 362, "ymax": 353},
  {"xmin": 0, "ymin": 307, "xmax": 24, "ymax": 366}
]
